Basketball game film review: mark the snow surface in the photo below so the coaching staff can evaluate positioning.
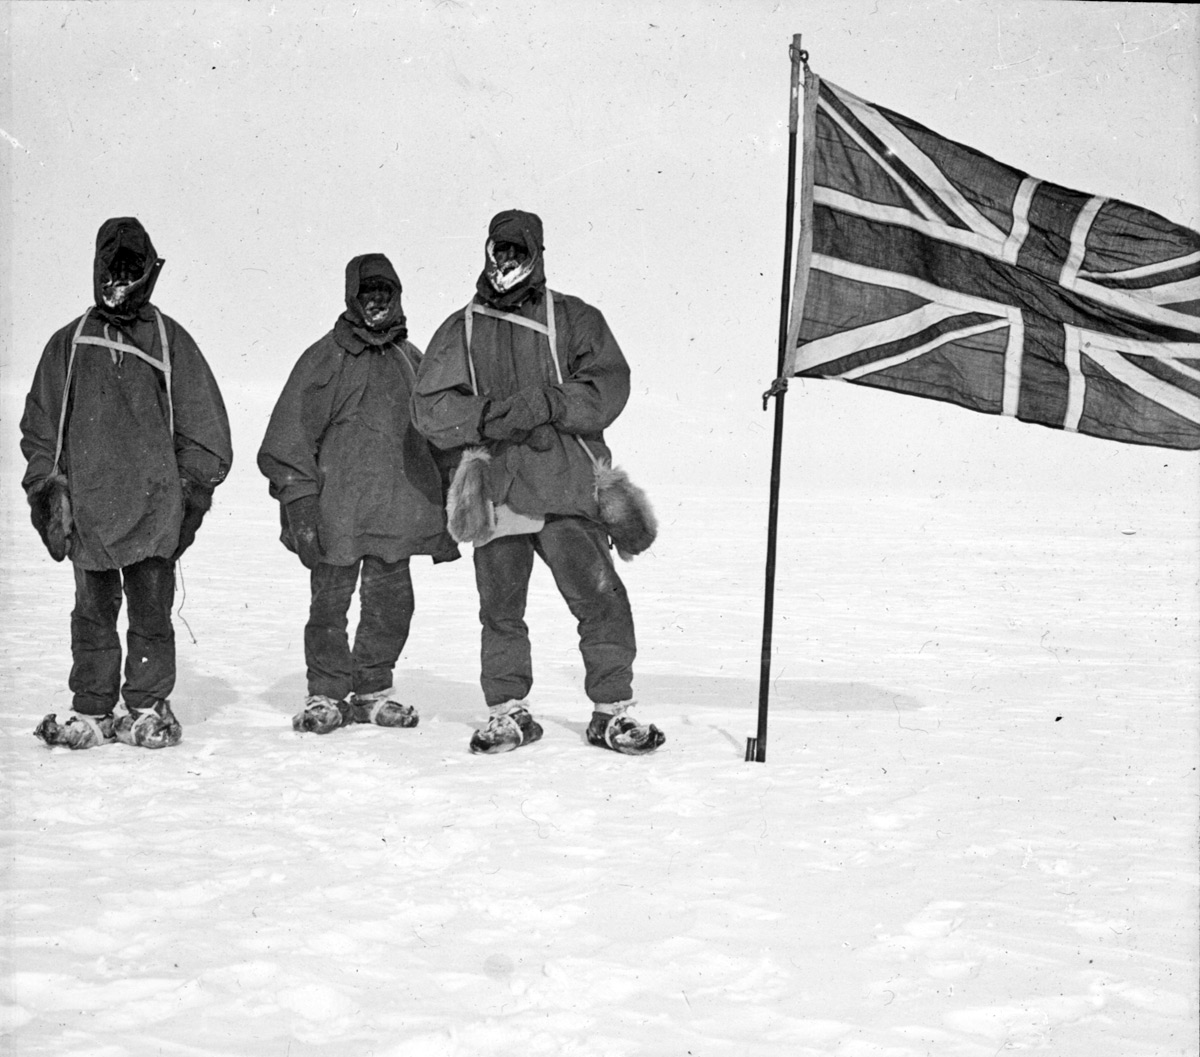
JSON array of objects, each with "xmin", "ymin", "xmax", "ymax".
[{"xmin": 2, "ymin": 451, "xmax": 1197, "ymax": 1056}]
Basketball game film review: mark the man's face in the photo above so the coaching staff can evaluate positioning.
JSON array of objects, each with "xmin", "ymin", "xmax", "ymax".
[
  {"xmin": 491, "ymin": 240, "xmax": 530, "ymax": 277},
  {"xmin": 358, "ymin": 278, "xmax": 395, "ymax": 326},
  {"xmin": 100, "ymin": 249, "xmax": 145, "ymax": 308}
]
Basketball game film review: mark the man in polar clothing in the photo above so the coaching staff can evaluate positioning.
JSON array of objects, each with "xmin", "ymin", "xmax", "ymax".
[
  {"xmin": 21, "ymin": 216, "xmax": 233, "ymax": 750},
  {"xmin": 258, "ymin": 253, "xmax": 458, "ymax": 735},
  {"xmin": 412, "ymin": 209, "xmax": 663, "ymax": 755}
]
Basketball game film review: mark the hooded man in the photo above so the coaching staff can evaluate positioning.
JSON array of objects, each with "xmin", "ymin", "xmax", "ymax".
[
  {"xmin": 258, "ymin": 253, "xmax": 458, "ymax": 735},
  {"xmin": 412, "ymin": 209, "xmax": 664, "ymax": 755},
  {"xmin": 21, "ymin": 217, "xmax": 233, "ymax": 750}
]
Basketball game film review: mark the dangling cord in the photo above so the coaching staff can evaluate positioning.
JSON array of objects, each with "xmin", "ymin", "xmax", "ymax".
[
  {"xmin": 174, "ymin": 560, "xmax": 198, "ymax": 645},
  {"xmin": 103, "ymin": 323, "xmax": 127, "ymax": 366},
  {"xmin": 543, "ymin": 292, "xmax": 603, "ymax": 470}
]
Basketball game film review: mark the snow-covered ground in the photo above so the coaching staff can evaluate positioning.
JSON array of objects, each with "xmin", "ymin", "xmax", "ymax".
[{"xmin": 2, "ymin": 434, "xmax": 1196, "ymax": 1056}]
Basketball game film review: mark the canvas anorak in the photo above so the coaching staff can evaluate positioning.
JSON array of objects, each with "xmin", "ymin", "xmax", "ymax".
[
  {"xmin": 258, "ymin": 254, "xmax": 456, "ymax": 566},
  {"xmin": 20, "ymin": 218, "xmax": 232, "ymax": 571},
  {"xmin": 413, "ymin": 211, "xmax": 630, "ymax": 521}
]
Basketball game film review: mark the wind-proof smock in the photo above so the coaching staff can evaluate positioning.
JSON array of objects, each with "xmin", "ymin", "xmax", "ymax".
[{"xmin": 257, "ymin": 254, "xmax": 456, "ymax": 565}]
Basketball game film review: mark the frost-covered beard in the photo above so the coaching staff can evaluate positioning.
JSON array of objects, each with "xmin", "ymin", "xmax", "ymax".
[
  {"xmin": 358, "ymin": 282, "xmax": 397, "ymax": 329},
  {"xmin": 485, "ymin": 239, "xmax": 534, "ymax": 293},
  {"xmin": 100, "ymin": 254, "xmax": 145, "ymax": 309},
  {"xmin": 100, "ymin": 279, "xmax": 136, "ymax": 308},
  {"xmin": 361, "ymin": 295, "xmax": 391, "ymax": 326}
]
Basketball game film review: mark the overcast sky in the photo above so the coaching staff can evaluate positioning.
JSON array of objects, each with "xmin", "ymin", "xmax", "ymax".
[{"xmin": 2, "ymin": 0, "xmax": 1197, "ymax": 502}]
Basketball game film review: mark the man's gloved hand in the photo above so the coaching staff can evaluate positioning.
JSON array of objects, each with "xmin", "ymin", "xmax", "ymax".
[
  {"xmin": 285, "ymin": 495, "xmax": 323, "ymax": 570},
  {"xmin": 171, "ymin": 476, "xmax": 213, "ymax": 562},
  {"xmin": 481, "ymin": 386, "xmax": 558, "ymax": 443},
  {"xmin": 27, "ymin": 475, "xmax": 71, "ymax": 562},
  {"xmin": 28, "ymin": 481, "xmax": 56, "ymax": 553},
  {"xmin": 525, "ymin": 424, "xmax": 556, "ymax": 452}
]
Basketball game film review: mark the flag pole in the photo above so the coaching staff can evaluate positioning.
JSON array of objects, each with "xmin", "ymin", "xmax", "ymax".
[{"xmin": 746, "ymin": 34, "xmax": 807, "ymax": 764}]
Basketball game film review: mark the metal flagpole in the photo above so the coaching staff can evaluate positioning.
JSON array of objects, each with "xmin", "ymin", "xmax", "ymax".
[{"xmin": 746, "ymin": 34, "xmax": 807, "ymax": 764}]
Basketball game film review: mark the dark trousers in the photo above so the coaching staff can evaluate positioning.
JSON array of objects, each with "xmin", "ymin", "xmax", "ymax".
[
  {"xmin": 70, "ymin": 557, "xmax": 176, "ymax": 715},
  {"xmin": 473, "ymin": 516, "xmax": 636, "ymax": 708},
  {"xmin": 306, "ymin": 556, "xmax": 414, "ymax": 700}
]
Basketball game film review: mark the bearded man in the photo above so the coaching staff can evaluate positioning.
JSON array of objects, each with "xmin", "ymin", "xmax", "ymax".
[
  {"xmin": 22, "ymin": 217, "xmax": 232, "ymax": 750},
  {"xmin": 413, "ymin": 210, "xmax": 663, "ymax": 756},
  {"xmin": 259, "ymin": 254, "xmax": 458, "ymax": 735}
]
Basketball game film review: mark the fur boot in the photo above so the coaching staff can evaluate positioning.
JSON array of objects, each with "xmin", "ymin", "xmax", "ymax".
[
  {"xmin": 446, "ymin": 448, "xmax": 495, "ymax": 545},
  {"xmin": 469, "ymin": 700, "xmax": 544, "ymax": 754},
  {"xmin": 112, "ymin": 700, "xmax": 183, "ymax": 749},
  {"xmin": 34, "ymin": 710, "xmax": 116, "ymax": 750},
  {"xmin": 594, "ymin": 463, "xmax": 657, "ymax": 561},
  {"xmin": 586, "ymin": 701, "xmax": 665, "ymax": 755},
  {"xmin": 28, "ymin": 473, "xmax": 73, "ymax": 562},
  {"xmin": 352, "ymin": 687, "xmax": 419, "ymax": 728}
]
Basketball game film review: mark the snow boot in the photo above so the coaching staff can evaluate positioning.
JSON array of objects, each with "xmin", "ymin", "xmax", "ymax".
[
  {"xmin": 469, "ymin": 701, "xmax": 543, "ymax": 754},
  {"xmin": 113, "ymin": 700, "xmax": 183, "ymax": 749},
  {"xmin": 292, "ymin": 694, "xmax": 355, "ymax": 734},
  {"xmin": 34, "ymin": 710, "xmax": 116, "ymax": 750},
  {"xmin": 352, "ymin": 687, "xmax": 419, "ymax": 728},
  {"xmin": 586, "ymin": 702, "xmax": 664, "ymax": 755}
]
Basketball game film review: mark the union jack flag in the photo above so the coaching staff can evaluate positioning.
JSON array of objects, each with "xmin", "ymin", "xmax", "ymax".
[{"xmin": 784, "ymin": 72, "xmax": 1200, "ymax": 450}]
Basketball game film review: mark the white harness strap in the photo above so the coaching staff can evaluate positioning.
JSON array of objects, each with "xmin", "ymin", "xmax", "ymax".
[
  {"xmin": 385, "ymin": 339, "xmax": 420, "ymax": 388},
  {"xmin": 463, "ymin": 304, "xmax": 479, "ymax": 392},
  {"xmin": 53, "ymin": 311, "xmax": 92, "ymax": 473},
  {"xmin": 463, "ymin": 293, "xmax": 599, "ymax": 468},
  {"xmin": 53, "ymin": 308, "xmax": 174, "ymax": 473},
  {"xmin": 469, "ymin": 301, "xmax": 552, "ymax": 336}
]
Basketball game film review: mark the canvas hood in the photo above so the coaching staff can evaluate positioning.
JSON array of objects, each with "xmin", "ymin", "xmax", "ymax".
[
  {"xmin": 475, "ymin": 209, "xmax": 546, "ymax": 310},
  {"xmin": 336, "ymin": 253, "xmax": 408, "ymax": 350},
  {"xmin": 92, "ymin": 217, "xmax": 164, "ymax": 324}
]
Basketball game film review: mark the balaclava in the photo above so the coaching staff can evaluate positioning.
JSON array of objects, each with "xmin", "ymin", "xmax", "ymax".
[
  {"xmin": 336, "ymin": 253, "xmax": 408, "ymax": 349},
  {"xmin": 92, "ymin": 217, "xmax": 164, "ymax": 324},
  {"xmin": 475, "ymin": 209, "xmax": 546, "ymax": 310}
]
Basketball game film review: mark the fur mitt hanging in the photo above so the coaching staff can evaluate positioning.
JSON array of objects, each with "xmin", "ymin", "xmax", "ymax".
[
  {"xmin": 446, "ymin": 448, "xmax": 496, "ymax": 546},
  {"xmin": 28, "ymin": 473, "xmax": 73, "ymax": 562},
  {"xmin": 594, "ymin": 462, "xmax": 657, "ymax": 561},
  {"xmin": 446, "ymin": 448, "xmax": 546, "ymax": 545}
]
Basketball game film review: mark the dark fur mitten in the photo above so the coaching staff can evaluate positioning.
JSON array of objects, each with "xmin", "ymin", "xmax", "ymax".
[
  {"xmin": 595, "ymin": 463, "xmax": 657, "ymax": 561},
  {"xmin": 172, "ymin": 476, "xmax": 214, "ymax": 562},
  {"xmin": 446, "ymin": 448, "xmax": 495, "ymax": 545},
  {"xmin": 28, "ymin": 474, "xmax": 73, "ymax": 562},
  {"xmin": 284, "ymin": 495, "xmax": 323, "ymax": 570}
]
